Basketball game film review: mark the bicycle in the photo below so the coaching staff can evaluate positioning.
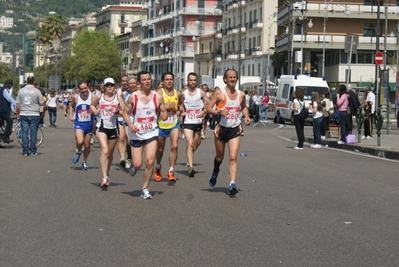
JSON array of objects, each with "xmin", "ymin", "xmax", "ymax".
[{"xmin": 1, "ymin": 115, "xmax": 44, "ymax": 147}]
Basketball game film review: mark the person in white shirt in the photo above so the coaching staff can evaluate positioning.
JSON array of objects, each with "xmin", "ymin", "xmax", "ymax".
[
  {"xmin": 308, "ymin": 91, "xmax": 323, "ymax": 148},
  {"xmin": 363, "ymin": 85, "xmax": 375, "ymax": 139}
]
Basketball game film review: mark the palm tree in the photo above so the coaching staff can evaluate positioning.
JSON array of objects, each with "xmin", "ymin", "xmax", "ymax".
[
  {"xmin": 36, "ymin": 23, "xmax": 52, "ymax": 89},
  {"xmin": 0, "ymin": 62, "xmax": 11, "ymax": 79},
  {"xmin": 45, "ymin": 14, "xmax": 68, "ymax": 86}
]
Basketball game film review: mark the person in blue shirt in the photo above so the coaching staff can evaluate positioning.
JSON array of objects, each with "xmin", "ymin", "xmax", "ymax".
[{"xmin": 0, "ymin": 80, "xmax": 17, "ymax": 143}]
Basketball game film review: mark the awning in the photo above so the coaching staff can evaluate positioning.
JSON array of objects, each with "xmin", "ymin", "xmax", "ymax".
[{"xmin": 241, "ymin": 82, "xmax": 261, "ymax": 87}]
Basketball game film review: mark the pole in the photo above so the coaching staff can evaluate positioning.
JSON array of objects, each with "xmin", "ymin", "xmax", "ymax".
[
  {"xmin": 290, "ymin": 16, "xmax": 295, "ymax": 75},
  {"xmin": 383, "ymin": 1, "xmax": 388, "ymax": 105},
  {"xmin": 375, "ymin": 0, "xmax": 380, "ymax": 108},
  {"xmin": 322, "ymin": 0, "xmax": 327, "ymax": 78},
  {"xmin": 300, "ymin": 0, "xmax": 304, "ymax": 75},
  {"xmin": 346, "ymin": 35, "xmax": 354, "ymax": 86},
  {"xmin": 212, "ymin": 31, "xmax": 216, "ymax": 89},
  {"xmin": 238, "ymin": 1, "xmax": 242, "ymax": 89},
  {"xmin": 267, "ymin": 20, "xmax": 271, "ymax": 88}
]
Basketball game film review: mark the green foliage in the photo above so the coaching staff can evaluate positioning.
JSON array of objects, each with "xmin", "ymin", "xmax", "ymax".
[{"xmin": 62, "ymin": 30, "xmax": 122, "ymax": 83}]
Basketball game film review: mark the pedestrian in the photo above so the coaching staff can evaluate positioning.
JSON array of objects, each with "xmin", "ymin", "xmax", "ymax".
[
  {"xmin": 69, "ymin": 81, "xmax": 95, "ymax": 170},
  {"xmin": 179, "ymin": 72, "xmax": 210, "ymax": 177},
  {"xmin": 0, "ymin": 80, "xmax": 16, "ymax": 143},
  {"xmin": 251, "ymin": 91, "xmax": 261, "ymax": 123},
  {"xmin": 46, "ymin": 89, "xmax": 58, "ymax": 127},
  {"xmin": 205, "ymin": 69, "xmax": 251, "ymax": 196},
  {"xmin": 290, "ymin": 88, "xmax": 305, "ymax": 150},
  {"xmin": 336, "ymin": 84, "xmax": 349, "ymax": 145},
  {"xmin": 320, "ymin": 90, "xmax": 332, "ymax": 139},
  {"xmin": 90, "ymin": 77, "xmax": 119, "ymax": 188},
  {"xmin": 154, "ymin": 72, "xmax": 182, "ymax": 182},
  {"xmin": 308, "ymin": 91, "xmax": 323, "ymax": 148},
  {"xmin": 16, "ymin": 76, "xmax": 44, "ymax": 156},
  {"xmin": 259, "ymin": 91, "xmax": 269, "ymax": 122},
  {"xmin": 362, "ymin": 85, "xmax": 375, "ymax": 140},
  {"xmin": 122, "ymin": 70, "xmax": 168, "ymax": 199}
]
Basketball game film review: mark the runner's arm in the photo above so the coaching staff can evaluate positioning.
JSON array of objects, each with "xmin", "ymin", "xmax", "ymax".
[{"xmin": 241, "ymin": 92, "xmax": 251, "ymax": 125}]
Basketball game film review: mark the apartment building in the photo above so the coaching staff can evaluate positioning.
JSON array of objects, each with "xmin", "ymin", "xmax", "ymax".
[
  {"xmin": 141, "ymin": 0, "xmax": 222, "ymax": 89},
  {"xmin": 0, "ymin": 16, "xmax": 13, "ymax": 29},
  {"xmin": 276, "ymin": 0, "xmax": 399, "ymax": 103}
]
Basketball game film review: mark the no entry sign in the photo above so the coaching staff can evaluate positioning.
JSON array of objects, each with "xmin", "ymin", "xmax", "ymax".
[{"xmin": 375, "ymin": 51, "xmax": 383, "ymax": 65}]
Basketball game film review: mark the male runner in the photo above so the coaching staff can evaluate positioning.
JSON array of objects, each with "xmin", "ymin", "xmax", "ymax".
[
  {"xmin": 122, "ymin": 71, "xmax": 167, "ymax": 199},
  {"xmin": 179, "ymin": 72, "xmax": 209, "ymax": 177},
  {"xmin": 200, "ymin": 84, "xmax": 210, "ymax": 139},
  {"xmin": 205, "ymin": 69, "xmax": 251, "ymax": 196},
  {"xmin": 154, "ymin": 72, "xmax": 181, "ymax": 182},
  {"xmin": 69, "ymin": 81, "xmax": 95, "ymax": 170},
  {"xmin": 117, "ymin": 75, "xmax": 129, "ymax": 168}
]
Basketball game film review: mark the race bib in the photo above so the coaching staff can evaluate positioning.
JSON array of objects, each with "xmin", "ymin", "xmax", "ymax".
[{"xmin": 78, "ymin": 110, "xmax": 91, "ymax": 122}]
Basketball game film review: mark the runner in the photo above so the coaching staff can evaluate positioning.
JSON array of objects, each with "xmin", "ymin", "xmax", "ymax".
[
  {"xmin": 117, "ymin": 75, "xmax": 129, "ymax": 168},
  {"xmin": 122, "ymin": 71, "xmax": 168, "ymax": 199},
  {"xmin": 205, "ymin": 69, "xmax": 251, "ymax": 196},
  {"xmin": 69, "ymin": 81, "xmax": 95, "ymax": 170},
  {"xmin": 118, "ymin": 76, "xmax": 138, "ymax": 170},
  {"xmin": 90, "ymin": 77, "xmax": 119, "ymax": 189},
  {"xmin": 154, "ymin": 72, "xmax": 182, "ymax": 182},
  {"xmin": 200, "ymin": 84, "xmax": 210, "ymax": 139},
  {"xmin": 179, "ymin": 72, "xmax": 209, "ymax": 177}
]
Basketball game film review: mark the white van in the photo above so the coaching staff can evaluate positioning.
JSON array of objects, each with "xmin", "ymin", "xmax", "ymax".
[{"xmin": 274, "ymin": 75, "xmax": 329, "ymax": 124}]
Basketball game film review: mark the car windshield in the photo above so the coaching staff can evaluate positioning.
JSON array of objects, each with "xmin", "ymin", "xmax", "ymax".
[{"xmin": 297, "ymin": 86, "xmax": 329, "ymax": 100}]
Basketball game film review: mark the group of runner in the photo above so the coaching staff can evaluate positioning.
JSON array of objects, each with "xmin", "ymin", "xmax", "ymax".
[{"xmin": 67, "ymin": 69, "xmax": 250, "ymax": 199}]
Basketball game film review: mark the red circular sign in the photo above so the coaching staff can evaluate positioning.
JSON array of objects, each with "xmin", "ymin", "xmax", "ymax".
[{"xmin": 375, "ymin": 51, "xmax": 383, "ymax": 65}]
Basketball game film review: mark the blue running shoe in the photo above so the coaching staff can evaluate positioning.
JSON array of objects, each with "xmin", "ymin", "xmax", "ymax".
[
  {"xmin": 129, "ymin": 167, "xmax": 137, "ymax": 176},
  {"xmin": 82, "ymin": 162, "xmax": 88, "ymax": 170},
  {"xmin": 209, "ymin": 171, "xmax": 218, "ymax": 187},
  {"xmin": 229, "ymin": 183, "xmax": 238, "ymax": 196},
  {"xmin": 72, "ymin": 152, "xmax": 81, "ymax": 164}
]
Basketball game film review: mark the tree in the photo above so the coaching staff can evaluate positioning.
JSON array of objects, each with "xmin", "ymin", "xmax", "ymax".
[
  {"xmin": 62, "ymin": 30, "xmax": 122, "ymax": 83},
  {"xmin": 0, "ymin": 62, "xmax": 11, "ymax": 80},
  {"xmin": 35, "ymin": 23, "xmax": 52, "ymax": 89}
]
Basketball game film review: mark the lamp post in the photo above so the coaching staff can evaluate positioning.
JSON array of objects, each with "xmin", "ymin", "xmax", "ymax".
[
  {"xmin": 322, "ymin": 1, "xmax": 350, "ymax": 78},
  {"xmin": 267, "ymin": 16, "xmax": 287, "ymax": 89},
  {"xmin": 297, "ymin": 0, "xmax": 313, "ymax": 75}
]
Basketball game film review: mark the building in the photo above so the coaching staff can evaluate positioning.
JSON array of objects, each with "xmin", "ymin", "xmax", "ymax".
[
  {"xmin": 219, "ymin": 0, "xmax": 278, "ymax": 88},
  {"xmin": 276, "ymin": 0, "xmax": 399, "ymax": 104},
  {"xmin": 0, "ymin": 42, "xmax": 13, "ymax": 64},
  {"xmin": 141, "ymin": 0, "xmax": 222, "ymax": 89},
  {"xmin": 0, "ymin": 16, "xmax": 13, "ymax": 29}
]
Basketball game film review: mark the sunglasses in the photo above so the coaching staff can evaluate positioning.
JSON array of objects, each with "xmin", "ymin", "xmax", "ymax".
[{"xmin": 105, "ymin": 83, "xmax": 115, "ymax": 87}]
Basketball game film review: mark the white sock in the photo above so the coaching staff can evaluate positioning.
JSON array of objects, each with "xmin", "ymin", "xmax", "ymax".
[
  {"xmin": 169, "ymin": 167, "xmax": 174, "ymax": 172},
  {"xmin": 229, "ymin": 181, "xmax": 236, "ymax": 186},
  {"xmin": 155, "ymin": 164, "xmax": 161, "ymax": 169}
]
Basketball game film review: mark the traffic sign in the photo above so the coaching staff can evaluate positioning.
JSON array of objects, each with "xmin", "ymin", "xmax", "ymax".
[{"xmin": 375, "ymin": 51, "xmax": 383, "ymax": 65}]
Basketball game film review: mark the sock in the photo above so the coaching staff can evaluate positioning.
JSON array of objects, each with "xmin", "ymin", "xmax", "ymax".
[
  {"xmin": 126, "ymin": 144, "xmax": 132, "ymax": 159},
  {"xmin": 155, "ymin": 164, "xmax": 161, "ymax": 169},
  {"xmin": 169, "ymin": 167, "xmax": 174, "ymax": 172},
  {"xmin": 229, "ymin": 181, "xmax": 236, "ymax": 186},
  {"xmin": 213, "ymin": 157, "xmax": 222, "ymax": 173}
]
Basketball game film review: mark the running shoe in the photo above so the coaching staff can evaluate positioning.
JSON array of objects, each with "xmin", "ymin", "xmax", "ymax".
[
  {"xmin": 129, "ymin": 167, "xmax": 137, "ymax": 177},
  {"xmin": 188, "ymin": 167, "xmax": 196, "ymax": 177},
  {"xmin": 82, "ymin": 162, "xmax": 88, "ymax": 170},
  {"xmin": 120, "ymin": 159, "xmax": 126, "ymax": 168},
  {"xmin": 125, "ymin": 159, "xmax": 132, "ymax": 169},
  {"xmin": 72, "ymin": 152, "xmax": 81, "ymax": 164},
  {"xmin": 90, "ymin": 138, "xmax": 93, "ymax": 145},
  {"xmin": 201, "ymin": 132, "xmax": 205, "ymax": 139},
  {"xmin": 154, "ymin": 166, "xmax": 162, "ymax": 182},
  {"xmin": 141, "ymin": 188, "xmax": 152, "ymax": 199},
  {"xmin": 101, "ymin": 176, "xmax": 109, "ymax": 188},
  {"xmin": 209, "ymin": 171, "xmax": 219, "ymax": 187},
  {"xmin": 30, "ymin": 152, "xmax": 38, "ymax": 156},
  {"xmin": 229, "ymin": 183, "xmax": 238, "ymax": 196},
  {"xmin": 166, "ymin": 171, "xmax": 176, "ymax": 181},
  {"xmin": 186, "ymin": 162, "xmax": 189, "ymax": 167}
]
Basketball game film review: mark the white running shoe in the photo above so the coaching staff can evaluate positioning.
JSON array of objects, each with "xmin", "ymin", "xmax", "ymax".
[
  {"xmin": 366, "ymin": 136, "xmax": 373, "ymax": 140},
  {"xmin": 361, "ymin": 135, "xmax": 366, "ymax": 140},
  {"xmin": 294, "ymin": 146, "xmax": 303, "ymax": 150},
  {"xmin": 321, "ymin": 136, "xmax": 326, "ymax": 140},
  {"xmin": 141, "ymin": 188, "xmax": 152, "ymax": 199},
  {"xmin": 337, "ymin": 140, "xmax": 345, "ymax": 145}
]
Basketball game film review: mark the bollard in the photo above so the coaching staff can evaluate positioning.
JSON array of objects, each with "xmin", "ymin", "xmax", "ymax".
[
  {"xmin": 356, "ymin": 107, "xmax": 364, "ymax": 143},
  {"xmin": 386, "ymin": 103, "xmax": 390, "ymax": 135},
  {"xmin": 374, "ymin": 107, "xmax": 384, "ymax": 147}
]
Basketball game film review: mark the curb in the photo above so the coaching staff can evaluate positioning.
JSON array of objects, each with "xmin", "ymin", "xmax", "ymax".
[{"xmin": 307, "ymin": 137, "xmax": 399, "ymax": 161}]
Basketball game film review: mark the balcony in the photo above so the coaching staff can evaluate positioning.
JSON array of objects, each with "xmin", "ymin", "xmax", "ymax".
[
  {"xmin": 130, "ymin": 36, "xmax": 141, "ymax": 42},
  {"xmin": 195, "ymin": 53, "xmax": 213, "ymax": 61},
  {"xmin": 118, "ymin": 20, "xmax": 128, "ymax": 27},
  {"xmin": 251, "ymin": 47, "xmax": 262, "ymax": 56},
  {"xmin": 252, "ymin": 19, "xmax": 263, "ymax": 29}
]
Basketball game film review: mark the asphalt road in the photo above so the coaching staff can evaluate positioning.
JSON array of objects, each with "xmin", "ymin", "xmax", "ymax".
[{"xmin": 1, "ymin": 116, "xmax": 398, "ymax": 267}]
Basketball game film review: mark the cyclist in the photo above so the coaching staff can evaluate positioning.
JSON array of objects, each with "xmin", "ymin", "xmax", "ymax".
[{"xmin": 0, "ymin": 80, "xmax": 16, "ymax": 144}]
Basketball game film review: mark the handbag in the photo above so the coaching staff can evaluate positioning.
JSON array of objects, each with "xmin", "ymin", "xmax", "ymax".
[
  {"xmin": 298, "ymin": 100, "xmax": 308, "ymax": 119},
  {"xmin": 345, "ymin": 134, "xmax": 356, "ymax": 144}
]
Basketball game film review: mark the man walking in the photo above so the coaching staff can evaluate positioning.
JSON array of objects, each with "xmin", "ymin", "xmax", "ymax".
[
  {"xmin": 205, "ymin": 69, "xmax": 251, "ymax": 196},
  {"xmin": 0, "ymin": 80, "xmax": 16, "ymax": 144},
  {"xmin": 16, "ymin": 76, "xmax": 44, "ymax": 156},
  {"xmin": 362, "ymin": 85, "xmax": 375, "ymax": 140}
]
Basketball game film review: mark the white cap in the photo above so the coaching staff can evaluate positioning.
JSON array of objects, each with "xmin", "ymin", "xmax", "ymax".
[{"xmin": 104, "ymin": 77, "xmax": 115, "ymax": 85}]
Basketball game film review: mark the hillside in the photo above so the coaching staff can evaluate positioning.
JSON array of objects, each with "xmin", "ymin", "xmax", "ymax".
[{"xmin": 0, "ymin": 0, "xmax": 118, "ymax": 52}]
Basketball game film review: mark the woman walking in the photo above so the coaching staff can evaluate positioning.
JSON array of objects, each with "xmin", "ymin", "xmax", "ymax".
[
  {"xmin": 290, "ymin": 88, "xmax": 305, "ymax": 150},
  {"xmin": 336, "ymin": 84, "xmax": 349, "ymax": 145},
  {"xmin": 308, "ymin": 91, "xmax": 323, "ymax": 148},
  {"xmin": 46, "ymin": 89, "xmax": 58, "ymax": 127},
  {"xmin": 259, "ymin": 91, "xmax": 269, "ymax": 122}
]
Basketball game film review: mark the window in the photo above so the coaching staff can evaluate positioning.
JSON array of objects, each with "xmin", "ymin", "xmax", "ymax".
[
  {"xmin": 121, "ymin": 27, "xmax": 125, "ymax": 34},
  {"xmin": 249, "ymin": 11, "xmax": 252, "ymax": 22},
  {"xmin": 121, "ymin": 14, "xmax": 125, "ymax": 23},
  {"xmin": 260, "ymin": 8, "xmax": 263, "ymax": 20},
  {"xmin": 357, "ymin": 51, "xmax": 373, "ymax": 63},
  {"xmin": 198, "ymin": 0, "xmax": 204, "ymax": 8},
  {"xmin": 257, "ymin": 36, "xmax": 261, "ymax": 46},
  {"xmin": 254, "ymin": 10, "xmax": 257, "ymax": 20},
  {"xmin": 363, "ymin": 23, "xmax": 380, "ymax": 37}
]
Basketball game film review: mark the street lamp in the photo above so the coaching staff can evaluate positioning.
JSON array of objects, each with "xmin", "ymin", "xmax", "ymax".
[
  {"xmin": 322, "ymin": 1, "xmax": 351, "ymax": 77},
  {"xmin": 296, "ymin": 0, "xmax": 313, "ymax": 75}
]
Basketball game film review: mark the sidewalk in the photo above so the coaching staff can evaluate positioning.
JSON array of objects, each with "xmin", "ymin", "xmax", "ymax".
[{"xmin": 306, "ymin": 126, "xmax": 399, "ymax": 161}]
